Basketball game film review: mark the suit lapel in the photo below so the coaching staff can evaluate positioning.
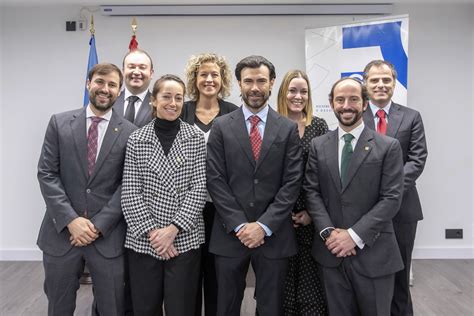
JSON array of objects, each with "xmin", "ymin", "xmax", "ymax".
[
  {"xmin": 387, "ymin": 103, "xmax": 404, "ymax": 137},
  {"xmin": 230, "ymin": 109, "xmax": 255, "ymax": 168},
  {"xmin": 113, "ymin": 92, "xmax": 125, "ymax": 118},
  {"xmin": 256, "ymin": 108, "xmax": 281, "ymax": 170},
  {"xmin": 89, "ymin": 110, "xmax": 123, "ymax": 184},
  {"xmin": 363, "ymin": 108, "xmax": 376, "ymax": 130},
  {"xmin": 325, "ymin": 130, "xmax": 342, "ymax": 191},
  {"xmin": 135, "ymin": 91, "xmax": 152, "ymax": 126},
  {"xmin": 70, "ymin": 109, "xmax": 88, "ymax": 179},
  {"xmin": 342, "ymin": 127, "xmax": 373, "ymax": 192}
]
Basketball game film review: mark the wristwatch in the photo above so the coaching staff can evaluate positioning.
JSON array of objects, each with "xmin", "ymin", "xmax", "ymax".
[{"xmin": 320, "ymin": 227, "xmax": 335, "ymax": 241}]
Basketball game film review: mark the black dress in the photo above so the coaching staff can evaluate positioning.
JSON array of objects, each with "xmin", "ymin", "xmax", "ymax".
[{"xmin": 283, "ymin": 116, "xmax": 329, "ymax": 316}]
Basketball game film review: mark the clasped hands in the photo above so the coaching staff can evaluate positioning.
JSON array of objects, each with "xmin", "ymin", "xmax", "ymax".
[
  {"xmin": 236, "ymin": 222, "xmax": 265, "ymax": 249},
  {"xmin": 68, "ymin": 217, "xmax": 99, "ymax": 247},
  {"xmin": 148, "ymin": 224, "xmax": 179, "ymax": 260},
  {"xmin": 326, "ymin": 228, "xmax": 357, "ymax": 258}
]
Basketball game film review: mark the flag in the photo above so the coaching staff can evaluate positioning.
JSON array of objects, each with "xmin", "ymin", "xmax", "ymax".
[{"xmin": 83, "ymin": 34, "xmax": 98, "ymax": 106}]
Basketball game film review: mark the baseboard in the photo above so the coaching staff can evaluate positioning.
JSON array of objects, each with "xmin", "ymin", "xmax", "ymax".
[
  {"xmin": 412, "ymin": 247, "xmax": 473, "ymax": 259},
  {"xmin": 1, "ymin": 247, "xmax": 473, "ymax": 261},
  {"xmin": 0, "ymin": 249, "xmax": 42, "ymax": 261}
]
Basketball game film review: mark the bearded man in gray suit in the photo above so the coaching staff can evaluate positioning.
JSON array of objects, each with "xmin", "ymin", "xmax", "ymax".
[
  {"xmin": 305, "ymin": 77, "xmax": 404, "ymax": 315},
  {"xmin": 363, "ymin": 60, "xmax": 428, "ymax": 316},
  {"xmin": 37, "ymin": 63, "xmax": 136, "ymax": 315}
]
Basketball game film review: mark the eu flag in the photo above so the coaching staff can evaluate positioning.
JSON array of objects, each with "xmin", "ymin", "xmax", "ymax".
[{"xmin": 83, "ymin": 35, "xmax": 98, "ymax": 106}]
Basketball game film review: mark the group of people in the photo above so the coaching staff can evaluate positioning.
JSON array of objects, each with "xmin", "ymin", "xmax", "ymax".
[{"xmin": 37, "ymin": 49, "xmax": 427, "ymax": 316}]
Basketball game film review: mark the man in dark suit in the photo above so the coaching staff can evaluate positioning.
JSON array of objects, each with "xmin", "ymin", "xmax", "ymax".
[
  {"xmin": 363, "ymin": 60, "xmax": 428, "ymax": 316},
  {"xmin": 37, "ymin": 63, "xmax": 137, "ymax": 315},
  {"xmin": 206, "ymin": 55, "xmax": 303, "ymax": 316},
  {"xmin": 305, "ymin": 77, "xmax": 405, "ymax": 315},
  {"xmin": 113, "ymin": 48, "xmax": 154, "ymax": 128}
]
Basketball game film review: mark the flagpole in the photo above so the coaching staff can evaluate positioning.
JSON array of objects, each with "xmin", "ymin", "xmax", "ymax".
[
  {"xmin": 129, "ymin": 17, "xmax": 139, "ymax": 51},
  {"xmin": 83, "ymin": 14, "xmax": 99, "ymax": 106}
]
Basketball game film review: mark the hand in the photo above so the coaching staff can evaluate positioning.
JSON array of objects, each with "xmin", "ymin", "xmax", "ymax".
[
  {"xmin": 292, "ymin": 211, "xmax": 312, "ymax": 228},
  {"xmin": 161, "ymin": 244, "xmax": 179, "ymax": 260},
  {"xmin": 236, "ymin": 222, "xmax": 265, "ymax": 248},
  {"xmin": 325, "ymin": 228, "xmax": 356, "ymax": 258},
  {"xmin": 148, "ymin": 224, "xmax": 179, "ymax": 256},
  {"xmin": 67, "ymin": 217, "xmax": 99, "ymax": 246}
]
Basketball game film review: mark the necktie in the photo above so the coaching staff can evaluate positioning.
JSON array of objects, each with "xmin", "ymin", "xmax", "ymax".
[
  {"xmin": 249, "ymin": 115, "xmax": 262, "ymax": 161},
  {"xmin": 340, "ymin": 133, "xmax": 354, "ymax": 186},
  {"xmin": 125, "ymin": 96, "xmax": 139, "ymax": 123},
  {"xmin": 87, "ymin": 116, "xmax": 103, "ymax": 176},
  {"xmin": 376, "ymin": 109, "xmax": 387, "ymax": 135}
]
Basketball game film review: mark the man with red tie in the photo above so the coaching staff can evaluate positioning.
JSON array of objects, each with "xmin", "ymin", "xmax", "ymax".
[{"xmin": 363, "ymin": 60, "xmax": 428, "ymax": 316}]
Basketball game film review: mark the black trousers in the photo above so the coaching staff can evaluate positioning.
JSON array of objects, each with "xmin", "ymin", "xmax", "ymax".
[
  {"xmin": 195, "ymin": 202, "xmax": 218, "ymax": 316},
  {"xmin": 127, "ymin": 248, "xmax": 201, "ymax": 316},
  {"xmin": 391, "ymin": 221, "xmax": 417, "ymax": 316},
  {"xmin": 215, "ymin": 250, "xmax": 288, "ymax": 316}
]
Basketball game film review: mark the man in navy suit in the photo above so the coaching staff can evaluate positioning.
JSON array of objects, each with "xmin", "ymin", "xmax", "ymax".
[
  {"xmin": 206, "ymin": 55, "xmax": 303, "ymax": 316},
  {"xmin": 363, "ymin": 60, "xmax": 428, "ymax": 316},
  {"xmin": 305, "ymin": 77, "xmax": 405, "ymax": 315},
  {"xmin": 37, "ymin": 63, "xmax": 136, "ymax": 315}
]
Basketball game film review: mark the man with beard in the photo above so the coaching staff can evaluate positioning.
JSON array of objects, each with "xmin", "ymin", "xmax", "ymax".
[
  {"xmin": 37, "ymin": 63, "xmax": 137, "ymax": 315},
  {"xmin": 206, "ymin": 55, "xmax": 303, "ymax": 316},
  {"xmin": 113, "ymin": 49, "xmax": 154, "ymax": 128},
  {"xmin": 304, "ymin": 77, "xmax": 405, "ymax": 315},
  {"xmin": 363, "ymin": 60, "xmax": 427, "ymax": 316}
]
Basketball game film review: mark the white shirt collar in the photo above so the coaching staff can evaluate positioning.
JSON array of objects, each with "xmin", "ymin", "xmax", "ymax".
[
  {"xmin": 369, "ymin": 101, "xmax": 392, "ymax": 117},
  {"xmin": 338, "ymin": 121, "xmax": 365, "ymax": 141},
  {"xmin": 124, "ymin": 88, "xmax": 149, "ymax": 102},
  {"xmin": 242, "ymin": 104, "xmax": 269, "ymax": 123},
  {"xmin": 86, "ymin": 105, "xmax": 112, "ymax": 121}
]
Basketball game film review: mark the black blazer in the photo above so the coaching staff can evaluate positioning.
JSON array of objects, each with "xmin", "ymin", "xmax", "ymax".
[
  {"xmin": 206, "ymin": 107, "xmax": 303, "ymax": 259},
  {"xmin": 181, "ymin": 99, "xmax": 239, "ymax": 125},
  {"xmin": 363, "ymin": 103, "xmax": 427, "ymax": 222}
]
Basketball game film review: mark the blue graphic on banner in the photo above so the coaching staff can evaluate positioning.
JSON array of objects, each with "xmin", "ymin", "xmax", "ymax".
[
  {"xmin": 342, "ymin": 22, "xmax": 407, "ymax": 89},
  {"xmin": 341, "ymin": 71, "xmax": 364, "ymax": 81}
]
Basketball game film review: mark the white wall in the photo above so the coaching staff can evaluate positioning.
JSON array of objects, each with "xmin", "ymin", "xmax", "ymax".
[{"xmin": 0, "ymin": 3, "xmax": 472, "ymax": 260}]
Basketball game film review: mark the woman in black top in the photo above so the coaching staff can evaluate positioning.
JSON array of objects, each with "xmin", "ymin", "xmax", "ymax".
[
  {"xmin": 277, "ymin": 70, "xmax": 329, "ymax": 316},
  {"xmin": 122, "ymin": 74, "xmax": 207, "ymax": 316},
  {"xmin": 181, "ymin": 53, "xmax": 238, "ymax": 316}
]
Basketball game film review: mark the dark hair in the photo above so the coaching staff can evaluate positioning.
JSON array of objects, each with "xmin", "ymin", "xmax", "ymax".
[
  {"xmin": 88, "ymin": 63, "xmax": 123, "ymax": 88},
  {"xmin": 122, "ymin": 48, "xmax": 154, "ymax": 71},
  {"xmin": 235, "ymin": 55, "xmax": 276, "ymax": 81},
  {"xmin": 328, "ymin": 77, "xmax": 369, "ymax": 102},
  {"xmin": 363, "ymin": 59, "xmax": 397, "ymax": 82},
  {"xmin": 151, "ymin": 74, "xmax": 186, "ymax": 116}
]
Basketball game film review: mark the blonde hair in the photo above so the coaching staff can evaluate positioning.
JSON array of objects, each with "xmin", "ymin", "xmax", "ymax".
[
  {"xmin": 184, "ymin": 53, "xmax": 232, "ymax": 101},
  {"xmin": 277, "ymin": 70, "xmax": 313, "ymax": 126}
]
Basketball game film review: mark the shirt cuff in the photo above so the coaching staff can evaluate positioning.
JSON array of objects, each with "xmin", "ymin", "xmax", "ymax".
[
  {"xmin": 256, "ymin": 221, "xmax": 272, "ymax": 236},
  {"xmin": 234, "ymin": 223, "xmax": 246, "ymax": 233},
  {"xmin": 348, "ymin": 228, "xmax": 365, "ymax": 249}
]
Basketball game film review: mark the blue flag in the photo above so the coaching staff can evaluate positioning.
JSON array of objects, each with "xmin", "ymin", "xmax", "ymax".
[{"xmin": 83, "ymin": 35, "xmax": 98, "ymax": 106}]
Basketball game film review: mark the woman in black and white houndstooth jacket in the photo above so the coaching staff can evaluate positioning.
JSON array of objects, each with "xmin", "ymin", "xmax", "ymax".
[{"xmin": 121, "ymin": 74, "xmax": 207, "ymax": 316}]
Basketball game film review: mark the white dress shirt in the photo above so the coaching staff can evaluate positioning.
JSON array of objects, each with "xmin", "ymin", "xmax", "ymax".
[
  {"xmin": 369, "ymin": 101, "xmax": 391, "ymax": 128},
  {"xmin": 123, "ymin": 89, "xmax": 149, "ymax": 119}
]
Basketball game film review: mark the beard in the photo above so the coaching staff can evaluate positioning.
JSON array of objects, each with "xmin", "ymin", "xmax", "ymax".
[
  {"xmin": 89, "ymin": 89, "xmax": 116, "ymax": 113},
  {"xmin": 334, "ymin": 109, "xmax": 363, "ymax": 127},
  {"xmin": 241, "ymin": 90, "xmax": 270, "ymax": 110}
]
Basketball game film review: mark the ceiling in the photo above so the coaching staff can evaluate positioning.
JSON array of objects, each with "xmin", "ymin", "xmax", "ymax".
[{"xmin": 2, "ymin": 0, "xmax": 472, "ymax": 6}]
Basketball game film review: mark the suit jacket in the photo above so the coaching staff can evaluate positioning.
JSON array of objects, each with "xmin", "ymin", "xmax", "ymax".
[
  {"xmin": 37, "ymin": 108, "xmax": 137, "ymax": 258},
  {"xmin": 121, "ymin": 120, "xmax": 207, "ymax": 260},
  {"xmin": 305, "ymin": 127, "xmax": 404, "ymax": 278},
  {"xmin": 113, "ymin": 90, "xmax": 154, "ymax": 128},
  {"xmin": 363, "ymin": 103, "xmax": 427, "ymax": 223},
  {"xmin": 206, "ymin": 107, "xmax": 303, "ymax": 259}
]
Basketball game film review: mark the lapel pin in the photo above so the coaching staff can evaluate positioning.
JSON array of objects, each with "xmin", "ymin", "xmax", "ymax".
[
  {"xmin": 177, "ymin": 157, "xmax": 181, "ymax": 162},
  {"xmin": 114, "ymin": 128, "xmax": 119, "ymax": 132},
  {"xmin": 364, "ymin": 146, "xmax": 369, "ymax": 151}
]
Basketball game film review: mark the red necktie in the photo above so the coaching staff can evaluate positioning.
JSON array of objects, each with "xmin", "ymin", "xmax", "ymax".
[
  {"xmin": 87, "ymin": 116, "xmax": 103, "ymax": 176},
  {"xmin": 249, "ymin": 115, "xmax": 262, "ymax": 161},
  {"xmin": 376, "ymin": 109, "xmax": 387, "ymax": 135}
]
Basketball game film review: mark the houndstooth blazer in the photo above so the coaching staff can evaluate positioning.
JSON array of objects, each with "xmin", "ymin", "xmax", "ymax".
[{"xmin": 121, "ymin": 119, "xmax": 206, "ymax": 260}]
